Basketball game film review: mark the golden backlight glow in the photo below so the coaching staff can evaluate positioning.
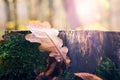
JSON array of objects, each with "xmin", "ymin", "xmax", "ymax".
[
  {"xmin": 74, "ymin": 0, "xmax": 110, "ymax": 31},
  {"xmin": 75, "ymin": 23, "xmax": 109, "ymax": 31}
]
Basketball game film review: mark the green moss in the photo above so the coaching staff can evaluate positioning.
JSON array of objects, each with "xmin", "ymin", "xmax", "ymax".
[
  {"xmin": 0, "ymin": 31, "xmax": 48, "ymax": 80},
  {"xmin": 96, "ymin": 58, "xmax": 120, "ymax": 80}
]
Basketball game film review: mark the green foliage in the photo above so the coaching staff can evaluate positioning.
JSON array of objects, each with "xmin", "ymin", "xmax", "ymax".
[
  {"xmin": 96, "ymin": 58, "xmax": 120, "ymax": 80},
  {"xmin": 0, "ymin": 32, "xmax": 48, "ymax": 80}
]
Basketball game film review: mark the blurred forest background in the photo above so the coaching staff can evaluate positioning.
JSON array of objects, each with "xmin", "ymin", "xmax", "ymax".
[{"xmin": 0, "ymin": 0, "xmax": 120, "ymax": 39}]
